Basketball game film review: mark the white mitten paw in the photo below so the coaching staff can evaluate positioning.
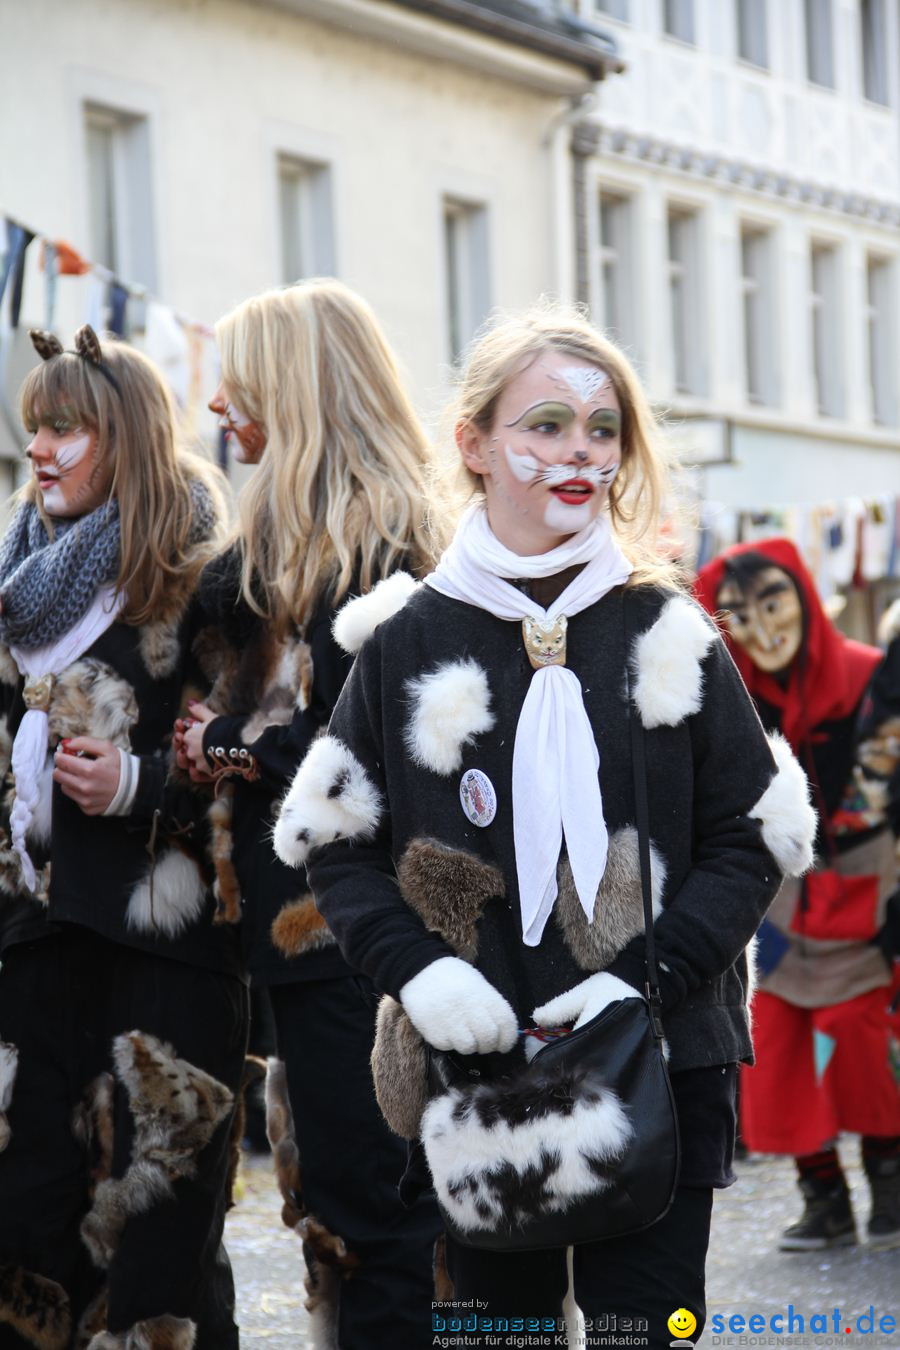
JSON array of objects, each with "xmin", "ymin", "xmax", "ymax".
[
  {"xmin": 400, "ymin": 956, "xmax": 518, "ymax": 1055},
  {"xmin": 533, "ymin": 972, "xmax": 643, "ymax": 1031}
]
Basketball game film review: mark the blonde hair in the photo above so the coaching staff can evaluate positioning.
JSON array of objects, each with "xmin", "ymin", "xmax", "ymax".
[
  {"xmin": 20, "ymin": 340, "xmax": 226, "ymax": 624},
  {"xmin": 216, "ymin": 279, "xmax": 442, "ymax": 630},
  {"xmin": 451, "ymin": 304, "xmax": 681, "ymax": 587}
]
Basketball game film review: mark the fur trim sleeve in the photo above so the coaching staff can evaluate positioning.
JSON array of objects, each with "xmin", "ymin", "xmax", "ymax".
[
  {"xmin": 630, "ymin": 595, "xmax": 716, "ymax": 729},
  {"xmin": 749, "ymin": 733, "xmax": 817, "ymax": 877},
  {"xmin": 273, "ymin": 735, "xmax": 383, "ymax": 867}
]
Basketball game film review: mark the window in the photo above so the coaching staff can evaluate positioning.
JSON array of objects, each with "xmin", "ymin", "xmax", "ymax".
[
  {"xmin": 740, "ymin": 226, "xmax": 776, "ymax": 405},
  {"xmin": 861, "ymin": 0, "xmax": 889, "ymax": 103},
  {"xmin": 667, "ymin": 208, "xmax": 703, "ymax": 394},
  {"xmin": 804, "ymin": 0, "xmax": 834, "ymax": 87},
  {"xmin": 866, "ymin": 255, "xmax": 896, "ymax": 425},
  {"xmin": 595, "ymin": 0, "xmax": 629, "ymax": 18},
  {"xmin": 736, "ymin": 0, "xmax": 768, "ymax": 68},
  {"xmin": 443, "ymin": 198, "xmax": 490, "ymax": 364},
  {"xmin": 278, "ymin": 155, "xmax": 334, "ymax": 283},
  {"xmin": 84, "ymin": 103, "xmax": 156, "ymax": 289},
  {"xmin": 664, "ymin": 0, "xmax": 694, "ymax": 43},
  {"xmin": 809, "ymin": 242, "xmax": 842, "ymax": 417},
  {"xmin": 597, "ymin": 193, "xmax": 634, "ymax": 346}
]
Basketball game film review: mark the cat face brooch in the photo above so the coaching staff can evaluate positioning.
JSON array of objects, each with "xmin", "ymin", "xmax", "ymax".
[{"xmin": 522, "ymin": 615, "xmax": 567, "ymax": 670}]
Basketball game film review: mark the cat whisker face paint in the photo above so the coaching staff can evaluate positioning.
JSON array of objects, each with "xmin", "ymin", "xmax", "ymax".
[
  {"xmin": 208, "ymin": 381, "xmax": 267, "ymax": 465},
  {"xmin": 469, "ymin": 350, "xmax": 624, "ymax": 554},
  {"xmin": 25, "ymin": 412, "xmax": 109, "ymax": 518}
]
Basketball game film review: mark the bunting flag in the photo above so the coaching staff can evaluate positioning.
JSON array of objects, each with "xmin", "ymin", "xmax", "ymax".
[
  {"xmin": 691, "ymin": 494, "xmax": 900, "ymax": 590},
  {"xmin": 108, "ymin": 281, "xmax": 129, "ymax": 338},
  {"xmin": 1, "ymin": 209, "xmax": 221, "ymax": 458},
  {"xmin": 0, "ymin": 221, "xmax": 35, "ymax": 327}
]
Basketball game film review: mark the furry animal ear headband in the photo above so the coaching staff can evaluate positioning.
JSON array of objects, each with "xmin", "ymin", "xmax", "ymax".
[{"xmin": 29, "ymin": 325, "xmax": 122, "ymax": 393}]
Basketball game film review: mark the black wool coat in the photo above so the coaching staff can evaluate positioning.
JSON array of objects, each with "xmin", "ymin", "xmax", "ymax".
[
  {"xmin": 294, "ymin": 582, "xmax": 814, "ymax": 1073},
  {"xmin": 0, "ymin": 602, "xmax": 242, "ymax": 977}
]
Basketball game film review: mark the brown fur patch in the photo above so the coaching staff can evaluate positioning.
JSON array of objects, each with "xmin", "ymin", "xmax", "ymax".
[
  {"xmin": 71, "ymin": 1072, "xmax": 115, "ymax": 1193},
  {"xmin": 555, "ymin": 826, "xmax": 665, "ymax": 971},
  {"xmin": 0, "ymin": 1264, "xmax": 71, "ymax": 1350},
  {"xmin": 397, "ymin": 838, "xmax": 505, "ymax": 960},
  {"xmin": 370, "ymin": 997, "xmax": 428, "ymax": 1139},
  {"xmin": 74, "ymin": 1288, "xmax": 108, "ymax": 1349},
  {"xmin": 270, "ymin": 896, "xmax": 335, "ymax": 957},
  {"xmin": 0, "ymin": 646, "xmax": 18, "ymax": 687},
  {"xmin": 299, "ymin": 1216, "xmax": 359, "ymax": 1350},
  {"xmin": 264, "ymin": 1058, "xmax": 304, "ymax": 1229},
  {"xmin": 86, "ymin": 1314, "xmax": 196, "ymax": 1349},
  {"xmin": 207, "ymin": 792, "xmax": 241, "ymax": 924},
  {"xmin": 433, "ymin": 1233, "xmax": 455, "ymax": 1301},
  {"xmin": 81, "ymin": 1033, "xmax": 234, "ymax": 1268},
  {"xmin": 47, "ymin": 660, "xmax": 139, "ymax": 747},
  {"xmin": 225, "ymin": 1056, "xmax": 267, "ymax": 1209},
  {"xmin": 139, "ymin": 617, "xmax": 182, "ymax": 681}
]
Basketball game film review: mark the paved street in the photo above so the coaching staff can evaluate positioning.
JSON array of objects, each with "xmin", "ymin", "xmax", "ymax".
[{"xmin": 226, "ymin": 1146, "xmax": 899, "ymax": 1348}]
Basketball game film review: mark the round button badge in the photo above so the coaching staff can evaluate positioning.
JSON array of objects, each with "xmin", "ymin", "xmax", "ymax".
[{"xmin": 459, "ymin": 769, "xmax": 497, "ymax": 828}]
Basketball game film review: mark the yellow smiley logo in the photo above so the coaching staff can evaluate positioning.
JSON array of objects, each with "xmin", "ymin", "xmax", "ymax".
[{"xmin": 667, "ymin": 1308, "xmax": 697, "ymax": 1339}]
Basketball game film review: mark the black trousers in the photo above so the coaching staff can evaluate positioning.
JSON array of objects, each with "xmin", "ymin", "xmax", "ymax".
[
  {"xmin": 0, "ymin": 929, "xmax": 248, "ymax": 1349},
  {"xmin": 269, "ymin": 976, "xmax": 442, "ymax": 1350},
  {"xmin": 445, "ymin": 1187, "xmax": 713, "ymax": 1350}
]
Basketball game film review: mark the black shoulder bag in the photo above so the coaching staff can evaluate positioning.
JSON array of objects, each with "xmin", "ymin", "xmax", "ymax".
[{"xmin": 422, "ymin": 593, "xmax": 681, "ymax": 1251}]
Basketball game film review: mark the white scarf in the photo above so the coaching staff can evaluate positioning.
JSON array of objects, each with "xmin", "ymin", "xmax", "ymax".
[
  {"xmin": 9, "ymin": 586, "xmax": 122, "ymax": 891},
  {"xmin": 426, "ymin": 506, "xmax": 632, "ymax": 945}
]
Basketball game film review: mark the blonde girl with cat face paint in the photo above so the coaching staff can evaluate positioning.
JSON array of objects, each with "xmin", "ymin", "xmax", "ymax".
[
  {"xmin": 175, "ymin": 279, "xmax": 445, "ymax": 1348},
  {"xmin": 278, "ymin": 306, "xmax": 817, "ymax": 1348},
  {"xmin": 0, "ymin": 327, "xmax": 251, "ymax": 1349}
]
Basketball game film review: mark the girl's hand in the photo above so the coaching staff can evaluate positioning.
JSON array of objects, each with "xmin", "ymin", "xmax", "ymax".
[
  {"xmin": 182, "ymin": 702, "xmax": 218, "ymax": 782},
  {"xmin": 53, "ymin": 737, "xmax": 121, "ymax": 815}
]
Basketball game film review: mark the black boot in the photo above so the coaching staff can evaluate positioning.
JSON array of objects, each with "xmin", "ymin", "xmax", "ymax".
[
  {"xmin": 864, "ymin": 1154, "xmax": 900, "ymax": 1251},
  {"xmin": 779, "ymin": 1174, "xmax": 857, "ymax": 1251}
]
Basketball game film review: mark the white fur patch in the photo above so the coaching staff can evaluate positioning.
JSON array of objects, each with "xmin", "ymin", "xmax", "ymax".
[
  {"xmin": 404, "ymin": 659, "xmax": 495, "ymax": 776},
  {"xmin": 125, "ymin": 849, "xmax": 206, "ymax": 938},
  {"xmin": 0, "ymin": 1041, "xmax": 17, "ymax": 1112},
  {"xmin": 332, "ymin": 572, "xmax": 419, "ymax": 654},
  {"xmin": 421, "ymin": 1078, "xmax": 631, "ymax": 1234},
  {"xmin": 631, "ymin": 596, "xmax": 715, "ymax": 729},
  {"xmin": 0, "ymin": 1040, "xmax": 18, "ymax": 1150},
  {"xmin": 273, "ymin": 735, "xmax": 382, "ymax": 867},
  {"xmin": 25, "ymin": 754, "xmax": 54, "ymax": 847},
  {"xmin": 749, "ymin": 733, "xmax": 817, "ymax": 877}
]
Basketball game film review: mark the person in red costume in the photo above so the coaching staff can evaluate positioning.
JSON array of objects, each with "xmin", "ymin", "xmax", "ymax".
[{"xmin": 695, "ymin": 538, "xmax": 900, "ymax": 1252}]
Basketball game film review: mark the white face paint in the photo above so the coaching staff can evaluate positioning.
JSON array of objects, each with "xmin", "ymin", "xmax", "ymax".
[
  {"xmin": 556, "ymin": 366, "xmax": 609, "ymax": 403},
  {"xmin": 544, "ymin": 497, "xmax": 595, "ymax": 531},
  {"xmin": 469, "ymin": 352, "xmax": 623, "ymax": 556},
  {"xmin": 52, "ymin": 433, "xmax": 92, "ymax": 474},
  {"xmin": 27, "ymin": 423, "xmax": 110, "ymax": 518}
]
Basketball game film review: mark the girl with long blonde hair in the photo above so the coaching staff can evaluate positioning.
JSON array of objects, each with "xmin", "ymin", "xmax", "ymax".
[
  {"xmin": 277, "ymin": 304, "xmax": 816, "ymax": 1346},
  {"xmin": 177, "ymin": 279, "xmax": 442, "ymax": 1347},
  {"xmin": 0, "ymin": 327, "xmax": 246, "ymax": 1349}
]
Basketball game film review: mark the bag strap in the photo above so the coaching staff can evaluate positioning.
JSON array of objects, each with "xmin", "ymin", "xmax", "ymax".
[{"xmin": 624, "ymin": 589, "xmax": 665, "ymax": 1041}]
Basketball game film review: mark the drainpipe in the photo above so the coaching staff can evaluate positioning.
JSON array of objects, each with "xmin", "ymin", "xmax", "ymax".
[
  {"xmin": 543, "ymin": 92, "xmax": 597, "ymax": 304},
  {"xmin": 571, "ymin": 119, "xmax": 601, "ymax": 308}
]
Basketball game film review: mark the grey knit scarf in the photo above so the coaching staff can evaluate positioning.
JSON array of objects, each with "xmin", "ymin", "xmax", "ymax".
[{"xmin": 0, "ymin": 479, "xmax": 215, "ymax": 650}]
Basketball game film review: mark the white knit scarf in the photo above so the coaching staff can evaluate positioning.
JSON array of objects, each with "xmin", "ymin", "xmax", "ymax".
[
  {"xmin": 9, "ymin": 586, "xmax": 122, "ymax": 891},
  {"xmin": 426, "ymin": 506, "xmax": 632, "ymax": 946}
]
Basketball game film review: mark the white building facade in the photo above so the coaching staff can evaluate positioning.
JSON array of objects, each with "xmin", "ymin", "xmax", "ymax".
[
  {"xmin": 0, "ymin": 0, "xmax": 616, "ymax": 490},
  {"xmin": 576, "ymin": 0, "xmax": 900, "ymax": 539}
]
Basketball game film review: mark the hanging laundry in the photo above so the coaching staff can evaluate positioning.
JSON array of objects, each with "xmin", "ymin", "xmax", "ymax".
[
  {"xmin": 43, "ymin": 242, "xmax": 58, "ymax": 332},
  {"xmin": 52, "ymin": 239, "xmax": 90, "ymax": 276},
  {"xmin": 144, "ymin": 300, "xmax": 188, "ymax": 407},
  {"xmin": 108, "ymin": 281, "xmax": 129, "ymax": 338}
]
